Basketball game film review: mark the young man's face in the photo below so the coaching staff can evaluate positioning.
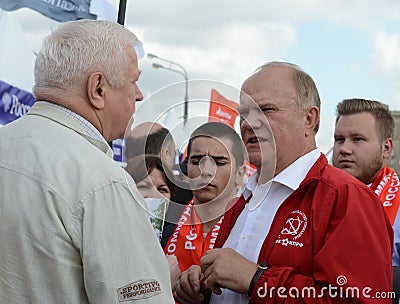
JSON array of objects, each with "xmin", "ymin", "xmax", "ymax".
[
  {"xmin": 333, "ymin": 112, "xmax": 388, "ymax": 184},
  {"xmin": 187, "ymin": 136, "xmax": 242, "ymax": 204}
]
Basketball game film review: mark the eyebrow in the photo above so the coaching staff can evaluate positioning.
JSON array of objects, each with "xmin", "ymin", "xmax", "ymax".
[
  {"xmin": 237, "ymin": 103, "xmax": 262, "ymax": 113},
  {"xmin": 189, "ymin": 154, "xmax": 230, "ymax": 161}
]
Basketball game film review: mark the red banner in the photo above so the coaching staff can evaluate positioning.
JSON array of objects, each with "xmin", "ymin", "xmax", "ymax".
[{"xmin": 208, "ymin": 89, "xmax": 238, "ymax": 128}]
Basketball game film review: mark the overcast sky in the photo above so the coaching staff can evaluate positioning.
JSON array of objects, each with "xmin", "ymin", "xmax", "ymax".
[{"xmin": 2, "ymin": 0, "xmax": 400, "ymax": 153}]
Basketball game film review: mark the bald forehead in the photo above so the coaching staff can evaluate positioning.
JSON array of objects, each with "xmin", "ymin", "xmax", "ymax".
[
  {"xmin": 243, "ymin": 65, "xmax": 293, "ymax": 88},
  {"xmin": 131, "ymin": 122, "xmax": 163, "ymax": 138},
  {"xmin": 241, "ymin": 66, "xmax": 297, "ymax": 103}
]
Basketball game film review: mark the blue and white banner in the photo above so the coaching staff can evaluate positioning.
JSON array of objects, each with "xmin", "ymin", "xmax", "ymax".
[
  {"xmin": 0, "ymin": 79, "xmax": 35, "ymax": 125},
  {"xmin": 0, "ymin": 0, "xmax": 96, "ymax": 22},
  {"xmin": 112, "ymin": 138, "xmax": 126, "ymax": 166}
]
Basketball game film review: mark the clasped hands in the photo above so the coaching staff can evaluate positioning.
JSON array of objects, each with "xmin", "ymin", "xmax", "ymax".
[{"xmin": 174, "ymin": 248, "xmax": 258, "ymax": 304}]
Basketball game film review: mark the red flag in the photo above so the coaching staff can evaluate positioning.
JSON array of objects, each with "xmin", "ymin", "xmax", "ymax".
[{"xmin": 208, "ymin": 89, "xmax": 238, "ymax": 128}]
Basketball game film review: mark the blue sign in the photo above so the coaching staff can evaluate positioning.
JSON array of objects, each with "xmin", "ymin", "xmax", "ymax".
[
  {"xmin": 0, "ymin": 79, "xmax": 36, "ymax": 125},
  {"xmin": 112, "ymin": 138, "xmax": 126, "ymax": 166},
  {"xmin": 0, "ymin": 0, "xmax": 96, "ymax": 23}
]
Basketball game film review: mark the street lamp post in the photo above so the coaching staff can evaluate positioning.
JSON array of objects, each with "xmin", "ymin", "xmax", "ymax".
[{"xmin": 147, "ymin": 53, "xmax": 189, "ymax": 125}]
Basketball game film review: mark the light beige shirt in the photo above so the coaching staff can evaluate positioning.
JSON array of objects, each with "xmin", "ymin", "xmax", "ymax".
[{"xmin": 0, "ymin": 102, "xmax": 173, "ymax": 303}]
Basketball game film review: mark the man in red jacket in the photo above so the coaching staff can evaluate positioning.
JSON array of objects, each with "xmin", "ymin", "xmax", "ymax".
[{"xmin": 175, "ymin": 61, "xmax": 393, "ymax": 304}]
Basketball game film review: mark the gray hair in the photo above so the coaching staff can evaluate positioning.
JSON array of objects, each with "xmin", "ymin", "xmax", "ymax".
[
  {"xmin": 34, "ymin": 20, "xmax": 139, "ymax": 92},
  {"xmin": 256, "ymin": 61, "xmax": 321, "ymax": 132}
]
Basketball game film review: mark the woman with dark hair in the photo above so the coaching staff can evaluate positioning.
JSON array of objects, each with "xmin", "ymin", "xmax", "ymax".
[{"xmin": 126, "ymin": 155, "xmax": 175, "ymax": 205}]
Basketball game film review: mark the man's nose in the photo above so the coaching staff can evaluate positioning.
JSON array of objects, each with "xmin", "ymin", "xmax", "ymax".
[
  {"xmin": 135, "ymin": 84, "xmax": 144, "ymax": 102},
  {"xmin": 241, "ymin": 110, "xmax": 267, "ymax": 130},
  {"xmin": 339, "ymin": 139, "xmax": 352, "ymax": 154},
  {"xmin": 200, "ymin": 157, "xmax": 216, "ymax": 178}
]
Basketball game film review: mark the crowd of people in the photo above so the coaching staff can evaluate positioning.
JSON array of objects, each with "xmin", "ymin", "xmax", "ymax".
[{"xmin": 0, "ymin": 19, "xmax": 399, "ymax": 304}]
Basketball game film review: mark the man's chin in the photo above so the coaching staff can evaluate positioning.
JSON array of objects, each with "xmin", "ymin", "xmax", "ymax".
[
  {"xmin": 248, "ymin": 153, "xmax": 262, "ymax": 165},
  {"xmin": 194, "ymin": 193, "xmax": 217, "ymax": 205},
  {"xmin": 248, "ymin": 157, "xmax": 275, "ymax": 170},
  {"xmin": 341, "ymin": 167, "xmax": 357, "ymax": 177}
]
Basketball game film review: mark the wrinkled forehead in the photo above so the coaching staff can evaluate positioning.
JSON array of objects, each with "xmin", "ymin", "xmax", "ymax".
[
  {"xmin": 240, "ymin": 69, "xmax": 297, "ymax": 108},
  {"xmin": 239, "ymin": 88, "xmax": 261, "ymax": 110}
]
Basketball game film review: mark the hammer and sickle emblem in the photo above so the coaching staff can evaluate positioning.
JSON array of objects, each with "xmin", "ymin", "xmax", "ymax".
[{"xmin": 281, "ymin": 216, "xmax": 303, "ymax": 236}]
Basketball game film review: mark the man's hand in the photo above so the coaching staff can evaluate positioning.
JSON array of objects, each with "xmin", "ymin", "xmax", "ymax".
[
  {"xmin": 200, "ymin": 248, "xmax": 258, "ymax": 295},
  {"xmin": 167, "ymin": 255, "xmax": 181, "ymax": 292},
  {"xmin": 174, "ymin": 265, "xmax": 209, "ymax": 304}
]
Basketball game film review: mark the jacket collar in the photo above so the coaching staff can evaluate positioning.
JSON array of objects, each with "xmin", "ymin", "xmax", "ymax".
[
  {"xmin": 299, "ymin": 153, "xmax": 328, "ymax": 188},
  {"xmin": 27, "ymin": 102, "xmax": 114, "ymax": 158}
]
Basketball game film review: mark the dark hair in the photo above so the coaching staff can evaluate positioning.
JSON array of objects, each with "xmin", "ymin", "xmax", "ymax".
[
  {"xmin": 186, "ymin": 122, "xmax": 244, "ymax": 168},
  {"xmin": 125, "ymin": 155, "xmax": 175, "ymax": 194},
  {"xmin": 336, "ymin": 98, "xmax": 394, "ymax": 141},
  {"xmin": 145, "ymin": 128, "xmax": 174, "ymax": 155},
  {"xmin": 125, "ymin": 127, "xmax": 174, "ymax": 162}
]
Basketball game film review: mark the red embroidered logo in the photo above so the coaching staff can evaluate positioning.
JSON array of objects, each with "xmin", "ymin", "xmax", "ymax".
[{"xmin": 117, "ymin": 279, "xmax": 162, "ymax": 302}]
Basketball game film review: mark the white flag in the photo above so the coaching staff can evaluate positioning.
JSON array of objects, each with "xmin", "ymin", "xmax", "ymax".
[
  {"xmin": 89, "ymin": 0, "xmax": 117, "ymax": 21},
  {"xmin": 89, "ymin": 0, "xmax": 145, "ymax": 59}
]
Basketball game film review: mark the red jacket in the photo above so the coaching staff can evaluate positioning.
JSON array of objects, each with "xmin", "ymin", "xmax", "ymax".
[{"xmin": 215, "ymin": 154, "xmax": 393, "ymax": 303}]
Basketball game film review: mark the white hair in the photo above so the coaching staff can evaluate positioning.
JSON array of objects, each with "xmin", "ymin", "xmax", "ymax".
[{"xmin": 34, "ymin": 20, "xmax": 139, "ymax": 91}]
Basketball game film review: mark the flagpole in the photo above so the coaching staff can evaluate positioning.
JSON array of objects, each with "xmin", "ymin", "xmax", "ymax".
[
  {"xmin": 109, "ymin": 0, "xmax": 127, "ymax": 153},
  {"xmin": 117, "ymin": 0, "xmax": 127, "ymax": 25}
]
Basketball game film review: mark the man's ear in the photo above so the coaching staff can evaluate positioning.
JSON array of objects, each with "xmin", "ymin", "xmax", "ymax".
[
  {"xmin": 382, "ymin": 138, "xmax": 393, "ymax": 159},
  {"xmin": 87, "ymin": 72, "xmax": 106, "ymax": 110},
  {"xmin": 305, "ymin": 106, "xmax": 319, "ymax": 136},
  {"xmin": 160, "ymin": 146, "xmax": 170, "ymax": 163},
  {"xmin": 235, "ymin": 164, "xmax": 246, "ymax": 186}
]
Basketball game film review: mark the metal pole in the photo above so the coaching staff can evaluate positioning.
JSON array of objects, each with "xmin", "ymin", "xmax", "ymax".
[
  {"xmin": 117, "ymin": 0, "xmax": 127, "ymax": 25},
  {"xmin": 148, "ymin": 54, "xmax": 189, "ymax": 125},
  {"xmin": 183, "ymin": 72, "xmax": 188, "ymax": 125},
  {"xmin": 172, "ymin": 61, "xmax": 189, "ymax": 125}
]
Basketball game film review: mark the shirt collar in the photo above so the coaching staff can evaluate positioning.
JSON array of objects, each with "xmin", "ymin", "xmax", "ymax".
[
  {"xmin": 29, "ymin": 101, "xmax": 113, "ymax": 158},
  {"xmin": 37, "ymin": 101, "xmax": 107, "ymax": 144},
  {"xmin": 274, "ymin": 148, "xmax": 321, "ymax": 190},
  {"xmin": 242, "ymin": 148, "xmax": 321, "ymax": 198},
  {"xmin": 243, "ymin": 171, "xmax": 258, "ymax": 200}
]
